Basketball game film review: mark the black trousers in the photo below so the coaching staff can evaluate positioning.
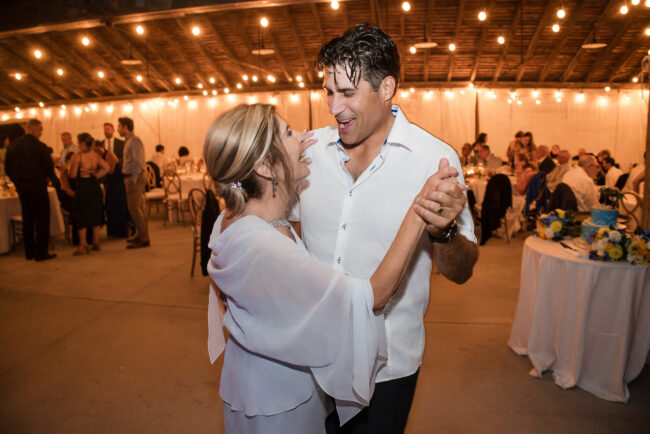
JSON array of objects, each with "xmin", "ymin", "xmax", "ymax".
[
  {"xmin": 325, "ymin": 369, "xmax": 420, "ymax": 434},
  {"xmin": 16, "ymin": 184, "xmax": 50, "ymax": 259}
]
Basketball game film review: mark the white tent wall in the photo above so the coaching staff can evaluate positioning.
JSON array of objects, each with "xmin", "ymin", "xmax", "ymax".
[
  {"xmin": 2, "ymin": 88, "xmax": 647, "ymax": 171},
  {"xmin": 478, "ymin": 88, "xmax": 648, "ymax": 171}
]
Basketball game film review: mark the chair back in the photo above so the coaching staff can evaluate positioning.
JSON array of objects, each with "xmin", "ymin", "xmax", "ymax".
[
  {"xmin": 162, "ymin": 169, "xmax": 182, "ymax": 199},
  {"xmin": 620, "ymin": 190, "xmax": 642, "ymax": 227},
  {"xmin": 547, "ymin": 183, "xmax": 578, "ymax": 212},
  {"xmin": 188, "ymin": 188, "xmax": 206, "ymax": 227},
  {"xmin": 145, "ymin": 164, "xmax": 157, "ymax": 190},
  {"xmin": 615, "ymin": 173, "xmax": 629, "ymax": 191},
  {"xmin": 480, "ymin": 174, "xmax": 513, "ymax": 245}
]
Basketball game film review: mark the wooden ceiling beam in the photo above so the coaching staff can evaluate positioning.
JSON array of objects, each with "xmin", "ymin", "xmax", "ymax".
[
  {"xmin": 609, "ymin": 38, "xmax": 645, "ymax": 80},
  {"xmin": 516, "ymin": 0, "xmax": 558, "ymax": 82},
  {"xmin": 492, "ymin": 1, "xmax": 522, "ymax": 82},
  {"xmin": 265, "ymin": 28, "xmax": 294, "ymax": 82},
  {"xmin": 585, "ymin": 14, "xmax": 636, "ymax": 82},
  {"xmin": 0, "ymin": 43, "xmax": 69, "ymax": 100},
  {"xmin": 370, "ymin": 0, "xmax": 384, "ymax": 29},
  {"xmin": 204, "ymin": 14, "xmax": 253, "ymax": 82},
  {"xmin": 339, "ymin": 0, "xmax": 350, "ymax": 32},
  {"xmin": 311, "ymin": 3, "xmax": 326, "ymax": 46},
  {"xmin": 226, "ymin": 13, "xmax": 275, "ymax": 85},
  {"xmin": 470, "ymin": 0, "xmax": 497, "ymax": 82},
  {"xmin": 281, "ymin": 7, "xmax": 314, "ymax": 83},
  {"xmin": 447, "ymin": 0, "xmax": 465, "ymax": 82},
  {"xmin": 423, "ymin": 0, "xmax": 435, "ymax": 82},
  {"xmin": 538, "ymin": 0, "xmax": 589, "ymax": 82},
  {"xmin": 174, "ymin": 18, "xmax": 231, "ymax": 88},
  {"xmin": 561, "ymin": 0, "xmax": 618, "ymax": 83},
  {"xmin": 0, "ymin": 79, "xmax": 35, "ymax": 104}
]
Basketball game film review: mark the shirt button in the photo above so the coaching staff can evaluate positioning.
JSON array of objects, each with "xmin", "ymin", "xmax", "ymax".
[
  {"xmin": 337, "ymin": 257, "xmax": 341, "ymax": 264},
  {"xmin": 342, "ymin": 223, "xmax": 347, "ymax": 230},
  {"xmin": 349, "ymin": 191, "xmax": 352, "ymax": 197}
]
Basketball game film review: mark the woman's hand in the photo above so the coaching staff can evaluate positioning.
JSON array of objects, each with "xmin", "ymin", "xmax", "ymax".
[{"xmin": 298, "ymin": 130, "xmax": 316, "ymax": 164}]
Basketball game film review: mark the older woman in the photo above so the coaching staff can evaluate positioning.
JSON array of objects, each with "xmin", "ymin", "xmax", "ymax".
[
  {"xmin": 514, "ymin": 152, "xmax": 537, "ymax": 195},
  {"xmin": 69, "ymin": 133, "xmax": 109, "ymax": 254},
  {"xmin": 204, "ymin": 104, "xmax": 452, "ymax": 433}
]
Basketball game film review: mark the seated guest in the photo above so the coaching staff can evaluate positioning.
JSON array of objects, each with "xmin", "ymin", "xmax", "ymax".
[
  {"xmin": 506, "ymin": 131, "xmax": 524, "ymax": 164},
  {"xmin": 562, "ymin": 155, "xmax": 599, "ymax": 212},
  {"xmin": 550, "ymin": 144, "xmax": 560, "ymax": 160},
  {"xmin": 151, "ymin": 144, "xmax": 171, "ymax": 172},
  {"xmin": 514, "ymin": 153, "xmax": 537, "ymax": 195},
  {"xmin": 571, "ymin": 147, "xmax": 587, "ymax": 162},
  {"xmin": 595, "ymin": 149, "xmax": 611, "ymax": 186},
  {"xmin": 459, "ymin": 142, "xmax": 474, "ymax": 166},
  {"xmin": 177, "ymin": 146, "xmax": 193, "ymax": 166},
  {"xmin": 546, "ymin": 150, "xmax": 571, "ymax": 193},
  {"xmin": 602, "ymin": 157, "xmax": 623, "ymax": 189},
  {"xmin": 534, "ymin": 145, "xmax": 555, "ymax": 174},
  {"xmin": 69, "ymin": 133, "xmax": 110, "ymax": 255},
  {"xmin": 477, "ymin": 144, "xmax": 502, "ymax": 170},
  {"xmin": 623, "ymin": 153, "xmax": 645, "ymax": 191},
  {"xmin": 520, "ymin": 131, "xmax": 536, "ymax": 160}
]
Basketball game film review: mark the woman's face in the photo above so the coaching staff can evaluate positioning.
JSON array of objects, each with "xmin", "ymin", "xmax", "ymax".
[
  {"xmin": 276, "ymin": 115, "xmax": 310, "ymax": 182},
  {"xmin": 521, "ymin": 136, "xmax": 531, "ymax": 146}
]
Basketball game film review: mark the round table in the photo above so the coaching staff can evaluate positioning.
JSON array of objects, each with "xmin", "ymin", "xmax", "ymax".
[
  {"xmin": 0, "ymin": 187, "xmax": 65, "ymax": 254},
  {"xmin": 508, "ymin": 236, "xmax": 650, "ymax": 402},
  {"xmin": 179, "ymin": 173, "xmax": 206, "ymax": 195}
]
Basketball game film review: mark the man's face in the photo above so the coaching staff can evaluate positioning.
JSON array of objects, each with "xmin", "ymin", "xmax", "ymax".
[
  {"xmin": 323, "ymin": 66, "xmax": 388, "ymax": 147},
  {"xmin": 462, "ymin": 144, "xmax": 471, "ymax": 157},
  {"xmin": 61, "ymin": 133, "xmax": 72, "ymax": 146},
  {"xmin": 478, "ymin": 146, "xmax": 489, "ymax": 160},
  {"xmin": 32, "ymin": 125, "xmax": 43, "ymax": 139},
  {"xmin": 585, "ymin": 161, "xmax": 599, "ymax": 179},
  {"xmin": 104, "ymin": 124, "xmax": 114, "ymax": 139},
  {"xmin": 117, "ymin": 123, "xmax": 127, "ymax": 138}
]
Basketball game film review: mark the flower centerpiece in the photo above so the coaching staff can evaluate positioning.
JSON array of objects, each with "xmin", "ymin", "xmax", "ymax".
[
  {"xmin": 535, "ymin": 209, "xmax": 579, "ymax": 241},
  {"xmin": 588, "ymin": 227, "xmax": 628, "ymax": 261},
  {"xmin": 626, "ymin": 229, "xmax": 650, "ymax": 265}
]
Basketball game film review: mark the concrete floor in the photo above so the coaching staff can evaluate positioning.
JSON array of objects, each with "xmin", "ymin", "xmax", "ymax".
[{"xmin": 0, "ymin": 219, "xmax": 648, "ymax": 433}]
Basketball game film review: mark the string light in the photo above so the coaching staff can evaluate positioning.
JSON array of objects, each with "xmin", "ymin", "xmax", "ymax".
[
  {"xmin": 224, "ymin": 88, "xmax": 230, "ymax": 94},
  {"xmin": 202, "ymin": 90, "xmax": 208, "ymax": 96},
  {"xmin": 192, "ymin": 26, "xmax": 200, "ymax": 36},
  {"xmin": 400, "ymin": 91, "xmax": 409, "ymax": 98},
  {"xmin": 532, "ymin": 90, "xmax": 540, "ymax": 98},
  {"xmin": 183, "ymin": 95, "xmax": 189, "ymax": 101},
  {"xmin": 409, "ymin": 87, "xmax": 415, "ymax": 93},
  {"xmin": 331, "ymin": 1, "xmax": 339, "ymax": 10},
  {"xmin": 97, "ymin": 71, "xmax": 105, "ymax": 78},
  {"xmin": 444, "ymin": 90, "xmax": 454, "ymax": 98},
  {"xmin": 136, "ymin": 75, "xmax": 143, "ymax": 82},
  {"xmin": 33, "ymin": 49, "xmax": 42, "ymax": 59},
  {"xmin": 270, "ymin": 96, "xmax": 278, "ymax": 105},
  {"xmin": 74, "ymin": 107, "xmax": 82, "ymax": 115},
  {"xmin": 409, "ymin": 46, "xmax": 416, "ymax": 54},
  {"xmin": 209, "ymin": 98, "xmax": 217, "ymax": 107},
  {"xmin": 469, "ymin": 83, "xmax": 474, "ymax": 88},
  {"xmin": 296, "ymin": 75, "xmax": 303, "ymax": 82},
  {"xmin": 136, "ymin": 25, "xmax": 144, "ymax": 35},
  {"xmin": 645, "ymin": 26, "xmax": 650, "ymax": 36},
  {"xmin": 478, "ymin": 11, "xmax": 487, "ymax": 21},
  {"xmin": 209, "ymin": 77, "xmax": 215, "ymax": 84},
  {"xmin": 212, "ymin": 90, "xmax": 217, "ymax": 95},
  {"xmin": 106, "ymin": 105, "xmax": 113, "ymax": 113},
  {"xmin": 646, "ymin": 0, "xmax": 650, "ymax": 7},
  {"xmin": 14, "ymin": 107, "xmax": 20, "ymax": 112},
  {"xmin": 552, "ymin": 23, "xmax": 560, "ymax": 32},
  {"xmin": 507, "ymin": 99, "xmax": 513, "ymax": 104},
  {"xmin": 197, "ymin": 83, "xmax": 204, "ymax": 89},
  {"xmin": 57, "ymin": 68, "xmax": 64, "ymax": 76},
  {"xmin": 516, "ymin": 100, "xmax": 522, "ymax": 105},
  {"xmin": 268, "ymin": 75, "xmax": 276, "ymax": 83},
  {"xmin": 39, "ymin": 101, "xmax": 44, "ymax": 107},
  {"xmin": 236, "ymin": 83, "xmax": 243, "ymax": 89},
  {"xmin": 14, "ymin": 73, "xmax": 21, "ymax": 80},
  {"xmin": 44, "ymin": 109, "xmax": 51, "ymax": 117},
  {"xmin": 557, "ymin": 8, "xmax": 566, "ymax": 18},
  {"xmin": 620, "ymin": 4, "xmax": 629, "ymax": 14},
  {"xmin": 299, "ymin": 82, "xmax": 305, "ymax": 88},
  {"xmin": 84, "ymin": 106, "xmax": 90, "ymax": 113},
  {"xmin": 535, "ymin": 99, "xmax": 541, "ymax": 105},
  {"xmin": 242, "ymin": 75, "xmax": 248, "ymax": 81},
  {"xmin": 497, "ymin": 36, "xmax": 505, "ymax": 44},
  {"xmin": 175, "ymin": 77, "xmax": 182, "ymax": 85},
  {"xmin": 605, "ymin": 86, "xmax": 611, "ymax": 92},
  {"xmin": 449, "ymin": 43, "xmax": 456, "ymax": 51},
  {"xmin": 1, "ymin": 114, "xmax": 8, "ymax": 121},
  {"xmin": 90, "ymin": 103, "xmax": 97, "ymax": 111},
  {"xmin": 632, "ymin": 76, "xmax": 639, "ymax": 83},
  {"xmin": 260, "ymin": 17, "xmax": 269, "ymax": 27},
  {"xmin": 402, "ymin": 2, "xmax": 411, "ymax": 12},
  {"xmin": 252, "ymin": 75, "xmax": 258, "ymax": 82},
  {"xmin": 631, "ymin": 0, "xmax": 640, "ymax": 5},
  {"xmin": 81, "ymin": 36, "xmax": 90, "ymax": 46}
]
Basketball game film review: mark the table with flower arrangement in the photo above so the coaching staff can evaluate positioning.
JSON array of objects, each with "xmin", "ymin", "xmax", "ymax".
[{"xmin": 508, "ymin": 234, "xmax": 650, "ymax": 403}]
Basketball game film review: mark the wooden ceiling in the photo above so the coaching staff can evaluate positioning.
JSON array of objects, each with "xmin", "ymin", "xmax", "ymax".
[{"xmin": 1, "ymin": 0, "xmax": 649, "ymax": 109}]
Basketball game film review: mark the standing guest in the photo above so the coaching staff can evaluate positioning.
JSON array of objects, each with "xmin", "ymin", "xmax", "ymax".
[
  {"xmin": 514, "ymin": 153, "xmax": 537, "ymax": 195},
  {"xmin": 459, "ymin": 142, "xmax": 474, "ymax": 166},
  {"xmin": 520, "ymin": 131, "xmax": 536, "ymax": 159},
  {"xmin": 69, "ymin": 134, "xmax": 109, "ymax": 254},
  {"xmin": 506, "ymin": 131, "xmax": 524, "ymax": 164},
  {"xmin": 476, "ymin": 144, "xmax": 502, "ymax": 170},
  {"xmin": 602, "ymin": 157, "xmax": 623, "ymax": 189},
  {"xmin": 295, "ymin": 24, "xmax": 478, "ymax": 434},
  {"xmin": 102, "ymin": 122, "xmax": 125, "ymax": 165},
  {"xmin": 95, "ymin": 141, "xmax": 128, "ymax": 238},
  {"xmin": 534, "ymin": 145, "xmax": 556, "ymax": 174},
  {"xmin": 118, "ymin": 116, "xmax": 150, "ymax": 249},
  {"xmin": 563, "ymin": 155, "xmax": 599, "ymax": 212},
  {"xmin": 0, "ymin": 134, "xmax": 8, "ymax": 176},
  {"xmin": 546, "ymin": 150, "xmax": 572, "ymax": 193},
  {"xmin": 150, "ymin": 144, "xmax": 171, "ymax": 172},
  {"xmin": 57, "ymin": 132, "xmax": 78, "ymax": 168},
  {"xmin": 4, "ymin": 119, "xmax": 58, "ymax": 261}
]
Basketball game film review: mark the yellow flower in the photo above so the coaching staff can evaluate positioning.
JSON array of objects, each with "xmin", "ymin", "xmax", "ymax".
[
  {"xmin": 608, "ymin": 245, "xmax": 623, "ymax": 260},
  {"xmin": 597, "ymin": 227, "xmax": 608, "ymax": 237},
  {"xmin": 556, "ymin": 210, "xmax": 566, "ymax": 219},
  {"xmin": 550, "ymin": 221, "xmax": 563, "ymax": 233}
]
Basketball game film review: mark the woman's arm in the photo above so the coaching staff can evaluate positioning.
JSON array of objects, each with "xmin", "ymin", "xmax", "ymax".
[
  {"xmin": 105, "ymin": 152, "xmax": 117, "ymax": 174},
  {"xmin": 95, "ymin": 154, "xmax": 111, "ymax": 179},
  {"xmin": 69, "ymin": 154, "xmax": 80, "ymax": 178},
  {"xmin": 516, "ymin": 168, "xmax": 534, "ymax": 194}
]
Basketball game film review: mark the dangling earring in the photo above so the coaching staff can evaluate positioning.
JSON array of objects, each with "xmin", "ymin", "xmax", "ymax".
[{"xmin": 272, "ymin": 178, "xmax": 278, "ymax": 198}]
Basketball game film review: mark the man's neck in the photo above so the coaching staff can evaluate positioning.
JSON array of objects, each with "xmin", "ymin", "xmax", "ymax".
[
  {"xmin": 124, "ymin": 132, "xmax": 133, "ymax": 140},
  {"xmin": 341, "ymin": 110, "xmax": 395, "ymax": 180}
]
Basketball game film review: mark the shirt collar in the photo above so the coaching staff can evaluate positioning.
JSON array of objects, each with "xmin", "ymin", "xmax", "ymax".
[{"xmin": 327, "ymin": 105, "xmax": 413, "ymax": 152}]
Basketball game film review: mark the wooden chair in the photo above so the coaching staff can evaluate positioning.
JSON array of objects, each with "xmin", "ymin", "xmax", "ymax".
[
  {"xmin": 187, "ymin": 188, "xmax": 206, "ymax": 276},
  {"xmin": 620, "ymin": 190, "xmax": 642, "ymax": 229},
  {"xmin": 10, "ymin": 215, "xmax": 23, "ymax": 246},
  {"xmin": 144, "ymin": 164, "xmax": 165, "ymax": 216},
  {"xmin": 60, "ymin": 208, "xmax": 74, "ymax": 244},
  {"xmin": 162, "ymin": 169, "xmax": 186, "ymax": 225}
]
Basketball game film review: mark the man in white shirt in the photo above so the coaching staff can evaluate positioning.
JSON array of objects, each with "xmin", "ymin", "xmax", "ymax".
[
  {"xmin": 563, "ymin": 155, "xmax": 599, "ymax": 212},
  {"xmin": 476, "ymin": 144, "xmax": 502, "ymax": 170},
  {"xmin": 57, "ymin": 132, "xmax": 78, "ymax": 168},
  {"xmin": 602, "ymin": 157, "xmax": 623, "ymax": 189},
  {"xmin": 293, "ymin": 24, "xmax": 478, "ymax": 434},
  {"xmin": 150, "ymin": 144, "xmax": 170, "ymax": 173}
]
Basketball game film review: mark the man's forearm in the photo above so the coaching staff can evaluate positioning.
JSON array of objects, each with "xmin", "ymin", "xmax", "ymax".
[{"xmin": 433, "ymin": 234, "xmax": 478, "ymax": 284}]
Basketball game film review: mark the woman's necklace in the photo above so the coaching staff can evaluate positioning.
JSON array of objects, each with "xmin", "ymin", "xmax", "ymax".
[{"xmin": 267, "ymin": 218, "xmax": 291, "ymax": 228}]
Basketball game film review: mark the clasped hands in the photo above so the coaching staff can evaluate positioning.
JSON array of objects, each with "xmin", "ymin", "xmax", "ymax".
[{"xmin": 414, "ymin": 158, "xmax": 467, "ymax": 239}]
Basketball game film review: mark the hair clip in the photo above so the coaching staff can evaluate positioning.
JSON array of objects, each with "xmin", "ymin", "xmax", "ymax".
[{"xmin": 229, "ymin": 182, "xmax": 243, "ymax": 191}]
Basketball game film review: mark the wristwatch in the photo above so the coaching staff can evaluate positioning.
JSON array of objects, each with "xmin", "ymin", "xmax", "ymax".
[{"xmin": 428, "ymin": 220, "xmax": 457, "ymax": 244}]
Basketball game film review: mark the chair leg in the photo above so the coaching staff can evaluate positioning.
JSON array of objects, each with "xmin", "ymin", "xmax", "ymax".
[{"xmin": 190, "ymin": 242, "xmax": 197, "ymax": 276}]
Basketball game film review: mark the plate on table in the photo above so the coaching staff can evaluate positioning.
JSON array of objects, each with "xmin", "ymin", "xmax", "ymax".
[{"xmin": 559, "ymin": 238, "xmax": 590, "ymax": 257}]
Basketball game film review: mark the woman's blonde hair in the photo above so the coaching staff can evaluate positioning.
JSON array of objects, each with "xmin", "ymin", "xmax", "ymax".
[
  {"xmin": 516, "ymin": 152, "xmax": 537, "ymax": 170},
  {"xmin": 203, "ymin": 104, "xmax": 293, "ymax": 215}
]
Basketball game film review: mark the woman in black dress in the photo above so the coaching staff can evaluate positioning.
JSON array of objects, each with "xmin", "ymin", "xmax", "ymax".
[
  {"xmin": 69, "ymin": 133, "xmax": 110, "ymax": 255},
  {"xmin": 94, "ymin": 141, "xmax": 128, "ymax": 237}
]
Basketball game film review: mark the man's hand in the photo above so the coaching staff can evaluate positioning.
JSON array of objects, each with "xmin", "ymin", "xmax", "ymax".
[{"xmin": 413, "ymin": 158, "xmax": 467, "ymax": 238}]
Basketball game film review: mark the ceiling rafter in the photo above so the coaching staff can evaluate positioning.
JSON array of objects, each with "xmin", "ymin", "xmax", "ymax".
[
  {"xmin": 423, "ymin": 0, "xmax": 435, "ymax": 82},
  {"xmin": 538, "ymin": 1, "xmax": 589, "ymax": 82},
  {"xmin": 516, "ymin": 0, "xmax": 559, "ymax": 82},
  {"xmin": 0, "ymin": 84, "xmax": 25, "ymax": 104},
  {"xmin": 174, "ymin": 18, "xmax": 231, "ymax": 88},
  {"xmin": 492, "ymin": 1, "xmax": 522, "ymax": 82},
  {"xmin": 446, "ymin": 0, "xmax": 465, "ymax": 82},
  {"xmin": 2, "ymin": 78, "xmax": 41, "ymax": 103},
  {"xmin": 470, "ymin": 0, "xmax": 497, "ymax": 83},
  {"xmin": 103, "ymin": 26, "xmax": 174, "ymax": 92},
  {"xmin": 339, "ymin": 1, "xmax": 350, "ymax": 31},
  {"xmin": 0, "ymin": 43, "xmax": 67, "ymax": 100},
  {"xmin": 585, "ymin": 14, "xmax": 636, "ymax": 82},
  {"xmin": 609, "ymin": 37, "xmax": 646, "ymax": 81},
  {"xmin": 311, "ymin": 3, "xmax": 326, "ymax": 46},
  {"xmin": 264, "ymin": 27, "xmax": 294, "ymax": 82},
  {"xmin": 370, "ymin": 0, "xmax": 384, "ymax": 29},
  {"xmin": 281, "ymin": 7, "xmax": 314, "ymax": 83},
  {"xmin": 204, "ymin": 15, "xmax": 254, "ymax": 82},
  {"xmin": 561, "ymin": 0, "xmax": 619, "ymax": 83},
  {"xmin": 228, "ymin": 13, "xmax": 275, "ymax": 85}
]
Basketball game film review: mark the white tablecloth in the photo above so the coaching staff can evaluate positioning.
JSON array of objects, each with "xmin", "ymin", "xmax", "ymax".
[
  {"xmin": 508, "ymin": 236, "xmax": 650, "ymax": 402},
  {"xmin": 179, "ymin": 173, "xmax": 205, "ymax": 195},
  {"xmin": 0, "ymin": 187, "xmax": 65, "ymax": 254}
]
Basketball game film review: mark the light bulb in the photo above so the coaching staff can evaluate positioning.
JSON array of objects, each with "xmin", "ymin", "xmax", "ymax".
[
  {"xmin": 136, "ymin": 75, "xmax": 143, "ymax": 82},
  {"xmin": 331, "ymin": 1, "xmax": 339, "ymax": 10},
  {"xmin": 409, "ymin": 46, "xmax": 416, "ymax": 54},
  {"xmin": 136, "ymin": 25, "xmax": 144, "ymax": 35},
  {"xmin": 175, "ymin": 77, "xmax": 182, "ymax": 85},
  {"xmin": 620, "ymin": 5, "xmax": 629, "ymax": 14},
  {"xmin": 97, "ymin": 71, "xmax": 105, "ymax": 78},
  {"xmin": 497, "ymin": 36, "xmax": 505, "ymax": 44},
  {"xmin": 14, "ymin": 73, "xmax": 21, "ymax": 80},
  {"xmin": 402, "ymin": 2, "xmax": 411, "ymax": 12},
  {"xmin": 81, "ymin": 36, "xmax": 90, "ymax": 46},
  {"xmin": 34, "ymin": 49, "xmax": 42, "ymax": 59},
  {"xmin": 260, "ymin": 17, "xmax": 269, "ymax": 27},
  {"xmin": 57, "ymin": 68, "xmax": 64, "ymax": 76},
  {"xmin": 478, "ymin": 11, "xmax": 487, "ymax": 21},
  {"xmin": 552, "ymin": 23, "xmax": 560, "ymax": 32},
  {"xmin": 449, "ymin": 43, "xmax": 456, "ymax": 52},
  {"xmin": 557, "ymin": 8, "xmax": 566, "ymax": 19},
  {"xmin": 192, "ymin": 26, "xmax": 200, "ymax": 36}
]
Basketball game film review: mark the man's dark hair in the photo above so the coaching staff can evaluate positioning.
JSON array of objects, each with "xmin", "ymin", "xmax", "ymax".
[
  {"xmin": 317, "ymin": 23, "xmax": 400, "ymax": 94},
  {"xmin": 479, "ymin": 144, "xmax": 490, "ymax": 153},
  {"xmin": 155, "ymin": 144, "xmax": 164, "ymax": 152},
  {"xmin": 604, "ymin": 157, "xmax": 615, "ymax": 166},
  {"xmin": 118, "ymin": 117, "xmax": 134, "ymax": 132},
  {"xmin": 178, "ymin": 146, "xmax": 189, "ymax": 157},
  {"xmin": 104, "ymin": 122, "xmax": 114, "ymax": 128}
]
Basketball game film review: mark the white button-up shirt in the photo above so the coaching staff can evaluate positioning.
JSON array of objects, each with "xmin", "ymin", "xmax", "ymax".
[
  {"xmin": 563, "ymin": 166, "xmax": 599, "ymax": 212},
  {"xmin": 292, "ymin": 105, "xmax": 476, "ymax": 382}
]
